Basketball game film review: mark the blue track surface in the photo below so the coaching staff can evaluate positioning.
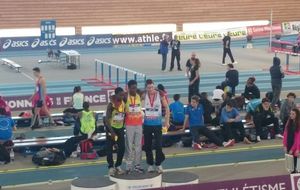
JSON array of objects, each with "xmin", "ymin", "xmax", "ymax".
[{"xmin": 0, "ymin": 146, "xmax": 283, "ymax": 186}]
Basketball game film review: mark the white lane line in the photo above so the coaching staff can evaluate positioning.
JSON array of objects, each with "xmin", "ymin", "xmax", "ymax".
[
  {"xmin": 2, "ymin": 158, "xmax": 285, "ymax": 189},
  {"xmin": 21, "ymin": 72, "xmax": 34, "ymax": 81}
]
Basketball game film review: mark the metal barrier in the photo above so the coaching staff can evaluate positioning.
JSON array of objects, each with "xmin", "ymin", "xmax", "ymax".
[
  {"xmin": 274, "ymin": 50, "xmax": 300, "ymax": 74},
  {"xmin": 94, "ymin": 59, "xmax": 147, "ymax": 89}
]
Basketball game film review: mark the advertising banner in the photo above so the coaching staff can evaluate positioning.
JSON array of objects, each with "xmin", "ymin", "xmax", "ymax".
[
  {"xmin": 282, "ymin": 21, "xmax": 300, "ymax": 34},
  {"xmin": 0, "ymin": 34, "xmax": 113, "ymax": 51},
  {"xmin": 112, "ymin": 32, "xmax": 172, "ymax": 45},
  {"xmin": 175, "ymin": 27, "xmax": 247, "ymax": 42},
  {"xmin": 152, "ymin": 175, "xmax": 292, "ymax": 190},
  {"xmin": 247, "ymin": 23, "xmax": 282, "ymax": 37},
  {"xmin": 0, "ymin": 32, "xmax": 172, "ymax": 51},
  {"xmin": 4, "ymin": 89, "xmax": 115, "ymax": 111}
]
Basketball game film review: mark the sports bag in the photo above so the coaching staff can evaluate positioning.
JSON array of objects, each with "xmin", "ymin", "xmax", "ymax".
[
  {"xmin": 80, "ymin": 139, "xmax": 97, "ymax": 160},
  {"xmin": 32, "ymin": 148, "xmax": 66, "ymax": 166}
]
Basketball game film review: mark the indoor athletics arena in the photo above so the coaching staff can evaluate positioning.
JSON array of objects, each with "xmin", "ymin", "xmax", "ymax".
[{"xmin": 1, "ymin": 0, "xmax": 300, "ymax": 190}]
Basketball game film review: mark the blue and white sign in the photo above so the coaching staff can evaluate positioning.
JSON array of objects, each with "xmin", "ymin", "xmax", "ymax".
[{"xmin": 40, "ymin": 20, "xmax": 56, "ymax": 40}]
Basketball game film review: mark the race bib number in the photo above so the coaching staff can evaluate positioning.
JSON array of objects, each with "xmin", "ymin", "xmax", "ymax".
[
  {"xmin": 113, "ymin": 113, "xmax": 124, "ymax": 121},
  {"xmin": 145, "ymin": 108, "xmax": 159, "ymax": 117},
  {"xmin": 129, "ymin": 105, "xmax": 141, "ymax": 113}
]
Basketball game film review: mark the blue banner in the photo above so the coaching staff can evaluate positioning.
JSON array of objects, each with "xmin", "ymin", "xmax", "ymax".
[{"xmin": 0, "ymin": 34, "xmax": 113, "ymax": 51}]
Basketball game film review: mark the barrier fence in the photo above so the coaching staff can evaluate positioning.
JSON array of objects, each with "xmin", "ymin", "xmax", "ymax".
[{"xmin": 94, "ymin": 59, "xmax": 147, "ymax": 89}]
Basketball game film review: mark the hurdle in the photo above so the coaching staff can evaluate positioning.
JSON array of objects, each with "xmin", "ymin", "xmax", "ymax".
[
  {"xmin": 274, "ymin": 50, "xmax": 300, "ymax": 75},
  {"xmin": 94, "ymin": 59, "xmax": 147, "ymax": 89}
]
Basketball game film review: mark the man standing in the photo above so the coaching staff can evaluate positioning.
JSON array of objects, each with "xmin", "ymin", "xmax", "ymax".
[
  {"xmin": 159, "ymin": 35, "xmax": 169, "ymax": 72},
  {"xmin": 105, "ymin": 87, "xmax": 126, "ymax": 176},
  {"xmin": 30, "ymin": 67, "xmax": 54, "ymax": 129},
  {"xmin": 269, "ymin": 57, "xmax": 284, "ymax": 109},
  {"xmin": 124, "ymin": 80, "xmax": 144, "ymax": 174},
  {"xmin": 185, "ymin": 52, "xmax": 196, "ymax": 77},
  {"xmin": 143, "ymin": 79, "xmax": 170, "ymax": 174},
  {"xmin": 170, "ymin": 35, "xmax": 182, "ymax": 71},
  {"xmin": 222, "ymin": 32, "xmax": 237, "ymax": 65}
]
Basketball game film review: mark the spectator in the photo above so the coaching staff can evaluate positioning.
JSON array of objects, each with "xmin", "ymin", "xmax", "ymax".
[
  {"xmin": 124, "ymin": 80, "xmax": 144, "ymax": 174},
  {"xmin": 30, "ymin": 67, "xmax": 54, "ymax": 129},
  {"xmin": 159, "ymin": 35, "xmax": 169, "ymax": 72},
  {"xmin": 212, "ymin": 85, "xmax": 224, "ymax": 115},
  {"xmin": 170, "ymin": 35, "xmax": 182, "ymax": 71},
  {"xmin": 157, "ymin": 84, "xmax": 169, "ymax": 117},
  {"xmin": 283, "ymin": 108, "xmax": 300, "ymax": 174},
  {"xmin": 0, "ymin": 95, "xmax": 11, "ymax": 117},
  {"xmin": 186, "ymin": 52, "xmax": 196, "ymax": 77},
  {"xmin": 280, "ymin": 92, "xmax": 297, "ymax": 127},
  {"xmin": 188, "ymin": 58, "xmax": 201, "ymax": 103},
  {"xmin": 222, "ymin": 31, "xmax": 237, "ymax": 65},
  {"xmin": 225, "ymin": 64, "xmax": 239, "ymax": 96},
  {"xmin": 169, "ymin": 94, "xmax": 185, "ymax": 126},
  {"xmin": 199, "ymin": 92, "xmax": 214, "ymax": 124},
  {"xmin": 105, "ymin": 87, "xmax": 126, "ymax": 176},
  {"xmin": 143, "ymin": 79, "xmax": 170, "ymax": 174},
  {"xmin": 270, "ymin": 57, "xmax": 284, "ymax": 109},
  {"xmin": 78, "ymin": 102, "xmax": 96, "ymax": 139},
  {"xmin": 220, "ymin": 101, "xmax": 251, "ymax": 144},
  {"xmin": 72, "ymin": 86, "xmax": 84, "ymax": 112},
  {"xmin": 0, "ymin": 108, "xmax": 16, "ymax": 143},
  {"xmin": 253, "ymin": 98, "xmax": 283, "ymax": 142},
  {"xmin": 182, "ymin": 95, "xmax": 234, "ymax": 150},
  {"xmin": 243, "ymin": 77, "xmax": 260, "ymax": 100}
]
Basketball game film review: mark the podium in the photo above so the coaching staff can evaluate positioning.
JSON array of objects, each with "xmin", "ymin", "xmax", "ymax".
[
  {"xmin": 110, "ymin": 172, "xmax": 161, "ymax": 190},
  {"xmin": 71, "ymin": 171, "xmax": 199, "ymax": 190},
  {"xmin": 162, "ymin": 171, "xmax": 199, "ymax": 187},
  {"xmin": 71, "ymin": 176, "xmax": 116, "ymax": 190}
]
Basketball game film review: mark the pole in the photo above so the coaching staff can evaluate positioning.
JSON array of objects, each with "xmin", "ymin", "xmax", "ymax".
[
  {"xmin": 108, "ymin": 65, "xmax": 111, "ymax": 85},
  {"xmin": 95, "ymin": 60, "xmax": 98, "ymax": 80},
  {"xmin": 116, "ymin": 68, "xmax": 119, "ymax": 87},
  {"xmin": 269, "ymin": 9, "xmax": 273, "ymax": 50},
  {"xmin": 125, "ymin": 71, "xmax": 128, "ymax": 90},
  {"xmin": 101, "ymin": 62, "xmax": 104, "ymax": 82}
]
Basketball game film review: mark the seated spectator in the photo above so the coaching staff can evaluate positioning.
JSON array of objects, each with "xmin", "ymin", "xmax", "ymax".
[
  {"xmin": 245, "ymin": 98, "xmax": 262, "ymax": 123},
  {"xmin": 182, "ymin": 95, "xmax": 234, "ymax": 150},
  {"xmin": 242, "ymin": 77, "xmax": 260, "ymax": 100},
  {"xmin": 78, "ymin": 102, "xmax": 96, "ymax": 139},
  {"xmin": 0, "ymin": 95, "xmax": 11, "ymax": 117},
  {"xmin": 280, "ymin": 92, "xmax": 297, "ymax": 128},
  {"xmin": 220, "ymin": 101, "xmax": 251, "ymax": 144},
  {"xmin": 169, "ymin": 94, "xmax": 185, "ymax": 126},
  {"xmin": 253, "ymin": 98, "xmax": 283, "ymax": 142},
  {"xmin": 0, "ymin": 108, "xmax": 16, "ymax": 143},
  {"xmin": 212, "ymin": 85, "xmax": 224, "ymax": 115},
  {"xmin": 199, "ymin": 92, "xmax": 214, "ymax": 124}
]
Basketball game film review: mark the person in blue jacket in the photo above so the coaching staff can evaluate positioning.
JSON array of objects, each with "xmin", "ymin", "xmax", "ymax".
[{"xmin": 159, "ymin": 35, "xmax": 169, "ymax": 72}]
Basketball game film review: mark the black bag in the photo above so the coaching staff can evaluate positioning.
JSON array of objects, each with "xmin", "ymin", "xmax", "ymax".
[
  {"xmin": 32, "ymin": 148, "xmax": 66, "ymax": 166},
  {"xmin": 63, "ymin": 136, "xmax": 85, "ymax": 157},
  {"xmin": 162, "ymin": 137, "xmax": 174, "ymax": 147},
  {"xmin": 157, "ymin": 49, "xmax": 161, "ymax": 54},
  {"xmin": 0, "ymin": 144, "xmax": 10, "ymax": 164},
  {"xmin": 67, "ymin": 63, "xmax": 77, "ymax": 70},
  {"xmin": 182, "ymin": 136, "xmax": 193, "ymax": 147}
]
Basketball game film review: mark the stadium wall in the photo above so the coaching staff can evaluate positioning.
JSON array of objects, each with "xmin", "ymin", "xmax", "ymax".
[{"xmin": 1, "ymin": 0, "xmax": 299, "ymax": 30}]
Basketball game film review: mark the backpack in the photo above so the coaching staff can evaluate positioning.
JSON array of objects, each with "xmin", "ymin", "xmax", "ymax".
[
  {"xmin": 67, "ymin": 63, "xmax": 77, "ymax": 70},
  {"xmin": 79, "ymin": 139, "xmax": 97, "ymax": 160},
  {"xmin": 0, "ymin": 144, "xmax": 10, "ymax": 164},
  {"xmin": 246, "ymin": 99, "xmax": 262, "ymax": 113},
  {"xmin": 63, "ymin": 136, "xmax": 85, "ymax": 157},
  {"xmin": 32, "ymin": 148, "xmax": 66, "ymax": 166}
]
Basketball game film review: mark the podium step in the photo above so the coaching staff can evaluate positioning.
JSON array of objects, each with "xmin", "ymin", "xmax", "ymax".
[{"xmin": 71, "ymin": 176, "xmax": 116, "ymax": 190}]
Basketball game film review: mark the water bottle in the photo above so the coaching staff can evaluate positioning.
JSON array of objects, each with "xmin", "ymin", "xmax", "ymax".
[
  {"xmin": 10, "ymin": 149, "xmax": 15, "ymax": 161},
  {"xmin": 76, "ymin": 144, "xmax": 81, "ymax": 154},
  {"xmin": 267, "ymin": 132, "xmax": 271, "ymax": 140}
]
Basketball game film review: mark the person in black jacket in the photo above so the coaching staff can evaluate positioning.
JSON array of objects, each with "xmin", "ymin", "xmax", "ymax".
[
  {"xmin": 242, "ymin": 77, "xmax": 260, "ymax": 100},
  {"xmin": 199, "ymin": 92, "xmax": 214, "ymax": 124},
  {"xmin": 253, "ymin": 98, "xmax": 283, "ymax": 142},
  {"xmin": 222, "ymin": 32, "xmax": 237, "ymax": 65},
  {"xmin": 225, "ymin": 64, "xmax": 239, "ymax": 96},
  {"xmin": 170, "ymin": 35, "xmax": 182, "ymax": 71},
  {"xmin": 269, "ymin": 57, "xmax": 284, "ymax": 109}
]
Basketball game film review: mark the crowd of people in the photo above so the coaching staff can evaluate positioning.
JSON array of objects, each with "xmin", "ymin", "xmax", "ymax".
[{"xmin": 0, "ymin": 50, "xmax": 299, "ymax": 175}]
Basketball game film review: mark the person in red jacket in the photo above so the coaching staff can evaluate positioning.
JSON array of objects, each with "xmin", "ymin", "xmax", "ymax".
[{"xmin": 283, "ymin": 108, "xmax": 300, "ymax": 173}]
